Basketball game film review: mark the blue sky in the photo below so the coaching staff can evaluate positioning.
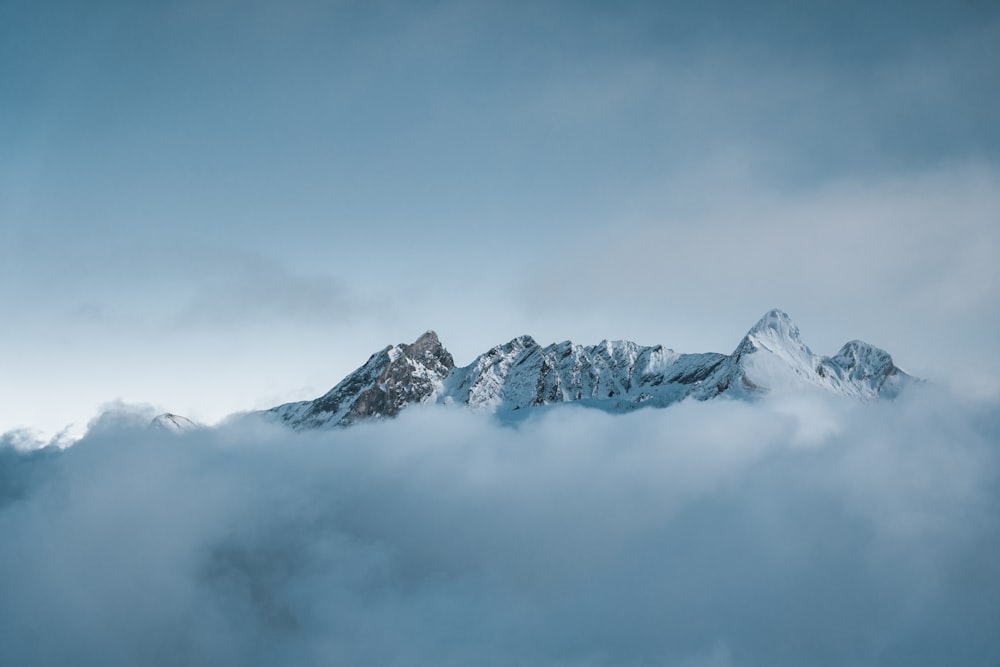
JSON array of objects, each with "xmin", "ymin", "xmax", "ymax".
[{"xmin": 2, "ymin": 0, "xmax": 999, "ymax": 435}]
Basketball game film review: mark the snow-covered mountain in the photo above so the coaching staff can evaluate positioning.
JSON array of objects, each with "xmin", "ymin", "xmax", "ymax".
[
  {"xmin": 264, "ymin": 309, "xmax": 913, "ymax": 430},
  {"xmin": 150, "ymin": 413, "xmax": 202, "ymax": 433},
  {"xmin": 691, "ymin": 309, "xmax": 910, "ymax": 401},
  {"xmin": 265, "ymin": 332, "xmax": 455, "ymax": 429}
]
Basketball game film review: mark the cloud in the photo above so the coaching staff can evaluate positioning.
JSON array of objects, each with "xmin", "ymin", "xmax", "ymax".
[
  {"xmin": 173, "ymin": 253, "xmax": 370, "ymax": 331},
  {"xmin": 522, "ymin": 165, "xmax": 1000, "ymax": 313},
  {"xmin": 516, "ymin": 164, "xmax": 1000, "ymax": 395},
  {"xmin": 0, "ymin": 427, "xmax": 78, "ymax": 452},
  {"xmin": 1, "ymin": 387, "xmax": 998, "ymax": 666}
]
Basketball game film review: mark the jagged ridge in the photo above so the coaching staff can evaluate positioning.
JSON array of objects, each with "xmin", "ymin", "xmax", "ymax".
[{"xmin": 263, "ymin": 309, "xmax": 914, "ymax": 430}]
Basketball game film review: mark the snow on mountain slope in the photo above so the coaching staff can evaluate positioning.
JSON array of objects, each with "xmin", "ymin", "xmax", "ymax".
[
  {"xmin": 267, "ymin": 331, "xmax": 455, "ymax": 429},
  {"xmin": 150, "ymin": 413, "xmax": 201, "ymax": 433},
  {"xmin": 445, "ymin": 336, "xmax": 727, "ymax": 412},
  {"xmin": 264, "ymin": 310, "xmax": 914, "ymax": 429},
  {"xmin": 825, "ymin": 339, "xmax": 909, "ymax": 398},
  {"xmin": 693, "ymin": 309, "xmax": 909, "ymax": 400}
]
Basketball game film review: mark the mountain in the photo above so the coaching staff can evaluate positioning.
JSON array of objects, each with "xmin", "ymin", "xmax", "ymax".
[
  {"xmin": 150, "ymin": 413, "xmax": 202, "ymax": 433},
  {"xmin": 692, "ymin": 309, "xmax": 909, "ymax": 400},
  {"xmin": 264, "ymin": 309, "xmax": 913, "ymax": 430},
  {"xmin": 267, "ymin": 332, "xmax": 455, "ymax": 429}
]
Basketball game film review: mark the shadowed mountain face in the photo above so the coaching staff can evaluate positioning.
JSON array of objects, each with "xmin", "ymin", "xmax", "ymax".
[
  {"xmin": 264, "ymin": 310, "xmax": 913, "ymax": 430},
  {"xmin": 267, "ymin": 332, "xmax": 455, "ymax": 429}
]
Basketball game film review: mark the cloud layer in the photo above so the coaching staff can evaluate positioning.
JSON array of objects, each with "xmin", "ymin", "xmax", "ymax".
[{"xmin": 2, "ymin": 389, "xmax": 998, "ymax": 666}]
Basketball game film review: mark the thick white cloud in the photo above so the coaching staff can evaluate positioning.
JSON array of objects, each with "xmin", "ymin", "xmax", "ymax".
[{"xmin": 2, "ymin": 389, "xmax": 998, "ymax": 666}]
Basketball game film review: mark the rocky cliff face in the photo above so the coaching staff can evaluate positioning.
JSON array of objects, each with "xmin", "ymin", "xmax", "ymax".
[
  {"xmin": 263, "ymin": 310, "xmax": 914, "ymax": 430},
  {"xmin": 267, "ymin": 331, "xmax": 454, "ymax": 429},
  {"xmin": 445, "ymin": 336, "xmax": 728, "ymax": 412}
]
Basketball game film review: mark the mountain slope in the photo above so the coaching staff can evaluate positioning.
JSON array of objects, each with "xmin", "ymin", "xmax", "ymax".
[
  {"xmin": 267, "ymin": 331, "xmax": 455, "ymax": 429},
  {"xmin": 264, "ymin": 310, "xmax": 914, "ymax": 430},
  {"xmin": 444, "ymin": 336, "xmax": 727, "ymax": 412},
  {"xmin": 692, "ymin": 309, "xmax": 909, "ymax": 400},
  {"xmin": 150, "ymin": 413, "xmax": 202, "ymax": 433}
]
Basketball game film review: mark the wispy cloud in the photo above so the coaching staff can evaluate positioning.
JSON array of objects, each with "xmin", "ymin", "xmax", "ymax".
[{"xmin": 172, "ymin": 253, "xmax": 379, "ymax": 331}]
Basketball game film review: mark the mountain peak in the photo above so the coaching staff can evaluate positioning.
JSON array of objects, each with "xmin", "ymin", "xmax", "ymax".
[
  {"xmin": 510, "ymin": 334, "xmax": 538, "ymax": 348},
  {"xmin": 735, "ymin": 308, "xmax": 809, "ymax": 357},
  {"xmin": 263, "ymin": 311, "xmax": 914, "ymax": 430},
  {"xmin": 268, "ymin": 330, "xmax": 455, "ymax": 429},
  {"xmin": 829, "ymin": 340, "xmax": 896, "ymax": 381},
  {"xmin": 150, "ymin": 413, "xmax": 200, "ymax": 433},
  {"xmin": 394, "ymin": 330, "xmax": 453, "ymax": 367},
  {"xmin": 747, "ymin": 308, "xmax": 800, "ymax": 338},
  {"xmin": 413, "ymin": 330, "xmax": 441, "ymax": 346}
]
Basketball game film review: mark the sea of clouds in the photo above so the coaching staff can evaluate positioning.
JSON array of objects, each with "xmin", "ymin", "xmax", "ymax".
[{"xmin": 1, "ymin": 387, "xmax": 998, "ymax": 666}]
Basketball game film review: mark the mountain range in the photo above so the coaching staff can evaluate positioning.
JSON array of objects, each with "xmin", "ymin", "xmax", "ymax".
[{"xmin": 237, "ymin": 309, "xmax": 912, "ymax": 431}]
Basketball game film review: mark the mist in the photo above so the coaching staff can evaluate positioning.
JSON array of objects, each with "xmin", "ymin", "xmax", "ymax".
[{"xmin": 1, "ymin": 388, "xmax": 998, "ymax": 666}]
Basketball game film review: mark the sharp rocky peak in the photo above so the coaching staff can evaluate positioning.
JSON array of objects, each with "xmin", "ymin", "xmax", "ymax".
[
  {"xmin": 389, "ymin": 330, "xmax": 454, "ymax": 368},
  {"xmin": 742, "ymin": 308, "xmax": 805, "ymax": 347},
  {"xmin": 833, "ymin": 339, "xmax": 893, "ymax": 364},
  {"xmin": 508, "ymin": 334, "xmax": 539, "ymax": 349},
  {"xmin": 828, "ymin": 340, "xmax": 898, "ymax": 384},
  {"xmin": 262, "ymin": 310, "xmax": 915, "ymax": 430},
  {"xmin": 728, "ymin": 308, "xmax": 814, "ymax": 369},
  {"xmin": 748, "ymin": 308, "xmax": 798, "ymax": 334},
  {"xmin": 268, "ymin": 330, "xmax": 455, "ymax": 429},
  {"xmin": 408, "ymin": 330, "xmax": 444, "ymax": 351}
]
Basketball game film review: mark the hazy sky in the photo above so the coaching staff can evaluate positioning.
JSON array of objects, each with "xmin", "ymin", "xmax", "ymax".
[{"xmin": 2, "ymin": 0, "xmax": 999, "ymax": 435}]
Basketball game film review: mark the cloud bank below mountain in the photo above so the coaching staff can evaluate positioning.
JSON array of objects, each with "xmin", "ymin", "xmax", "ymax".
[{"xmin": 1, "ymin": 388, "xmax": 998, "ymax": 666}]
